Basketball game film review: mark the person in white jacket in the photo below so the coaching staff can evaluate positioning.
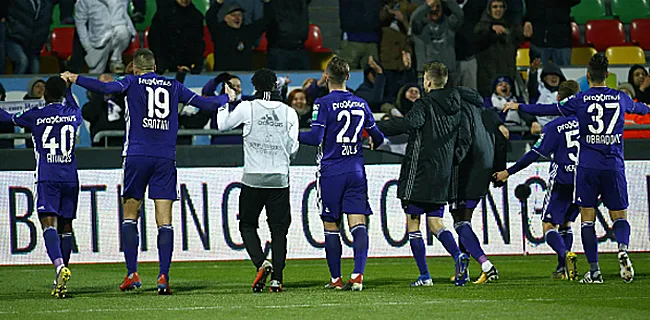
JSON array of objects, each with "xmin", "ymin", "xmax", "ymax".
[{"xmin": 74, "ymin": 0, "xmax": 135, "ymax": 73}]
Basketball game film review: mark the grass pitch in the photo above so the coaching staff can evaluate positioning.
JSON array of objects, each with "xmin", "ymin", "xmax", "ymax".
[{"xmin": 1, "ymin": 253, "xmax": 649, "ymax": 319}]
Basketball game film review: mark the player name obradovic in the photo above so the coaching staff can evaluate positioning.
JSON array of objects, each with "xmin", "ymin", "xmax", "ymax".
[
  {"xmin": 142, "ymin": 117, "xmax": 170, "ymax": 130},
  {"xmin": 586, "ymin": 133, "xmax": 623, "ymax": 145},
  {"xmin": 138, "ymin": 77, "xmax": 172, "ymax": 86},
  {"xmin": 36, "ymin": 115, "xmax": 78, "ymax": 126}
]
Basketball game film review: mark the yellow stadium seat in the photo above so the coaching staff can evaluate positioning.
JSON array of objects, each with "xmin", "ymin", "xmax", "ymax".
[
  {"xmin": 605, "ymin": 46, "xmax": 646, "ymax": 65},
  {"xmin": 571, "ymin": 47, "xmax": 597, "ymax": 65},
  {"xmin": 205, "ymin": 53, "xmax": 214, "ymax": 72},
  {"xmin": 516, "ymin": 48, "xmax": 529, "ymax": 67}
]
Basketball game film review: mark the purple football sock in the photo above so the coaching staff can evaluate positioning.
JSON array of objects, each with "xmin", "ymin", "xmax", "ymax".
[
  {"xmin": 324, "ymin": 230, "xmax": 342, "ymax": 279},
  {"xmin": 409, "ymin": 231, "xmax": 429, "ymax": 277},
  {"xmin": 454, "ymin": 221, "xmax": 486, "ymax": 263},
  {"xmin": 558, "ymin": 227, "xmax": 573, "ymax": 269},
  {"xmin": 435, "ymin": 228, "xmax": 460, "ymax": 260},
  {"xmin": 545, "ymin": 229, "xmax": 567, "ymax": 266},
  {"xmin": 581, "ymin": 221, "xmax": 599, "ymax": 271},
  {"xmin": 43, "ymin": 227, "xmax": 64, "ymax": 271},
  {"xmin": 122, "ymin": 219, "xmax": 139, "ymax": 275},
  {"xmin": 351, "ymin": 224, "xmax": 369, "ymax": 275},
  {"xmin": 612, "ymin": 219, "xmax": 630, "ymax": 252},
  {"xmin": 157, "ymin": 225, "xmax": 174, "ymax": 280},
  {"xmin": 60, "ymin": 232, "xmax": 73, "ymax": 267}
]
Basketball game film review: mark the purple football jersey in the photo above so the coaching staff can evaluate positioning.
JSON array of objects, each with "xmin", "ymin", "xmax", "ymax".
[
  {"xmin": 312, "ymin": 91, "xmax": 377, "ymax": 176},
  {"xmin": 12, "ymin": 89, "xmax": 82, "ymax": 182},
  {"xmin": 533, "ymin": 116, "xmax": 579, "ymax": 185},
  {"xmin": 555, "ymin": 87, "xmax": 649, "ymax": 170}
]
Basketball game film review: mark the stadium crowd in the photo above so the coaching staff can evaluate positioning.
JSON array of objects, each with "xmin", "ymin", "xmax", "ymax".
[{"xmin": 1, "ymin": 0, "xmax": 650, "ymax": 148}]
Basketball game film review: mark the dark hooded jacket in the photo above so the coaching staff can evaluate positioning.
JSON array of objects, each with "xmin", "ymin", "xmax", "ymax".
[
  {"xmin": 628, "ymin": 65, "xmax": 650, "ymax": 104},
  {"xmin": 377, "ymin": 87, "xmax": 469, "ymax": 204},
  {"xmin": 524, "ymin": 0, "xmax": 580, "ymax": 49},
  {"xmin": 528, "ymin": 62, "xmax": 566, "ymax": 103},
  {"xmin": 6, "ymin": 0, "xmax": 52, "ymax": 53},
  {"xmin": 266, "ymin": 0, "xmax": 310, "ymax": 49},
  {"xmin": 473, "ymin": 0, "xmax": 524, "ymax": 97},
  {"xmin": 451, "ymin": 87, "xmax": 507, "ymax": 201}
]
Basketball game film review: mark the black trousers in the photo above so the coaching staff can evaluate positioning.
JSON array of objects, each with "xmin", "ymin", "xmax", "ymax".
[{"xmin": 239, "ymin": 185, "xmax": 291, "ymax": 282}]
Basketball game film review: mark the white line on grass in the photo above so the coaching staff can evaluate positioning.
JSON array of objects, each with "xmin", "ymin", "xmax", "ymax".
[{"xmin": 1, "ymin": 296, "xmax": 648, "ymax": 315}]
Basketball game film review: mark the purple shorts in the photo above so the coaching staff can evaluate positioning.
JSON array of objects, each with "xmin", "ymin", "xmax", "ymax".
[
  {"xmin": 318, "ymin": 171, "xmax": 372, "ymax": 222},
  {"xmin": 450, "ymin": 199, "xmax": 481, "ymax": 210},
  {"xmin": 575, "ymin": 167, "xmax": 628, "ymax": 210},
  {"xmin": 542, "ymin": 183, "xmax": 579, "ymax": 225},
  {"xmin": 402, "ymin": 201, "xmax": 445, "ymax": 218},
  {"xmin": 36, "ymin": 181, "xmax": 79, "ymax": 219},
  {"xmin": 122, "ymin": 156, "xmax": 179, "ymax": 201}
]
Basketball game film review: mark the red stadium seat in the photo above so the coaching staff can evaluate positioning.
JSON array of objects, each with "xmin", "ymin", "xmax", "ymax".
[
  {"xmin": 123, "ymin": 36, "xmax": 141, "ymax": 56},
  {"xmin": 40, "ymin": 44, "xmax": 51, "ymax": 56},
  {"xmin": 519, "ymin": 41, "xmax": 530, "ymax": 49},
  {"xmin": 203, "ymin": 25, "xmax": 213, "ymax": 57},
  {"xmin": 50, "ymin": 27, "xmax": 75, "ymax": 59},
  {"xmin": 144, "ymin": 27, "xmax": 150, "ymax": 48},
  {"xmin": 571, "ymin": 22, "xmax": 583, "ymax": 47},
  {"xmin": 631, "ymin": 18, "xmax": 650, "ymax": 50},
  {"xmin": 305, "ymin": 24, "xmax": 330, "ymax": 53},
  {"xmin": 585, "ymin": 19, "xmax": 627, "ymax": 51},
  {"xmin": 254, "ymin": 32, "xmax": 268, "ymax": 52}
]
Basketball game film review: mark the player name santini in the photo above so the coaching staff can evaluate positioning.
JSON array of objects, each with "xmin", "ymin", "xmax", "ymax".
[{"xmin": 142, "ymin": 117, "xmax": 170, "ymax": 130}]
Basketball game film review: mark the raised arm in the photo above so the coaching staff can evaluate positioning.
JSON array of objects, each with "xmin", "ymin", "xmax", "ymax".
[
  {"xmin": 74, "ymin": 74, "xmax": 129, "ymax": 94},
  {"xmin": 64, "ymin": 87, "xmax": 79, "ymax": 109},
  {"xmin": 217, "ymin": 101, "xmax": 251, "ymax": 131}
]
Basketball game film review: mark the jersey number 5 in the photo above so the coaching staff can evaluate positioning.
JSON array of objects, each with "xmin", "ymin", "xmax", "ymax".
[
  {"xmin": 42, "ymin": 125, "xmax": 75, "ymax": 156},
  {"xmin": 145, "ymin": 87, "xmax": 170, "ymax": 119},
  {"xmin": 336, "ymin": 110, "xmax": 365, "ymax": 143},
  {"xmin": 564, "ymin": 129, "xmax": 579, "ymax": 163}
]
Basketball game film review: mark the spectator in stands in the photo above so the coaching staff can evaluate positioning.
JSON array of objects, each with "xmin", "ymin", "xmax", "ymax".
[
  {"xmin": 628, "ymin": 65, "xmax": 650, "ymax": 104},
  {"xmin": 21, "ymin": 77, "xmax": 45, "ymax": 148},
  {"xmin": 527, "ymin": 61, "xmax": 565, "ymax": 126},
  {"xmin": 0, "ymin": 3, "xmax": 6, "ymax": 74},
  {"xmin": 379, "ymin": 0, "xmax": 418, "ymax": 104},
  {"xmin": 75, "ymin": 0, "xmax": 136, "ymax": 74},
  {"xmin": 82, "ymin": 74, "xmax": 127, "ymax": 147},
  {"xmin": 23, "ymin": 78, "xmax": 45, "ymax": 100},
  {"xmin": 212, "ymin": 0, "xmax": 264, "ymax": 25},
  {"xmin": 523, "ymin": 0, "xmax": 580, "ymax": 66},
  {"xmin": 0, "ymin": 82, "xmax": 11, "ymax": 149},
  {"xmin": 473, "ymin": 0, "xmax": 523, "ymax": 97},
  {"xmin": 148, "ymin": 0, "xmax": 205, "ymax": 74},
  {"xmin": 410, "ymin": 0, "xmax": 463, "ymax": 82},
  {"xmin": 339, "ymin": 0, "xmax": 382, "ymax": 69},
  {"xmin": 619, "ymin": 82, "xmax": 650, "ymax": 139},
  {"xmin": 287, "ymin": 89, "xmax": 311, "ymax": 128},
  {"xmin": 378, "ymin": 83, "xmax": 422, "ymax": 155},
  {"xmin": 266, "ymin": 0, "xmax": 311, "ymax": 70},
  {"xmin": 5, "ymin": 0, "xmax": 52, "ymax": 74},
  {"xmin": 303, "ymin": 73, "xmax": 328, "ymax": 106},
  {"xmin": 356, "ymin": 56, "xmax": 386, "ymax": 113},
  {"xmin": 484, "ymin": 75, "xmax": 539, "ymax": 138},
  {"xmin": 204, "ymin": 73, "xmax": 246, "ymax": 145},
  {"xmin": 206, "ymin": 0, "xmax": 272, "ymax": 71},
  {"xmin": 381, "ymin": 82, "xmax": 421, "ymax": 120}
]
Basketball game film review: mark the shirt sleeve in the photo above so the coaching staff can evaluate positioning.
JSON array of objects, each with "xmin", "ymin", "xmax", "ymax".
[
  {"xmin": 12, "ymin": 108, "xmax": 37, "ymax": 129},
  {"xmin": 624, "ymin": 93, "xmax": 650, "ymax": 115},
  {"xmin": 77, "ymin": 75, "xmax": 131, "ymax": 94},
  {"xmin": 64, "ymin": 87, "xmax": 80, "ymax": 109},
  {"xmin": 531, "ymin": 124, "xmax": 557, "ymax": 159},
  {"xmin": 216, "ymin": 101, "xmax": 251, "ymax": 131},
  {"xmin": 288, "ymin": 108, "xmax": 300, "ymax": 156},
  {"xmin": 310, "ymin": 99, "xmax": 327, "ymax": 129}
]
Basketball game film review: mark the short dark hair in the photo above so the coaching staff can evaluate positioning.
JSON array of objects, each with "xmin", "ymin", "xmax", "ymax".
[
  {"xmin": 558, "ymin": 80, "xmax": 580, "ymax": 100},
  {"xmin": 588, "ymin": 53, "xmax": 608, "ymax": 84},
  {"xmin": 44, "ymin": 76, "xmax": 67, "ymax": 103},
  {"xmin": 133, "ymin": 48, "xmax": 156, "ymax": 71},
  {"xmin": 251, "ymin": 68, "xmax": 277, "ymax": 92},
  {"xmin": 326, "ymin": 56, "xmax": 350, "ymax": 85},
  {"xmin": 423, "ymin": 62, "xmax": 448, "ymax": 88}
]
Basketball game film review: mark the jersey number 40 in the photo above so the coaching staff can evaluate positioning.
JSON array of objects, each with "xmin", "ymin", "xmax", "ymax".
[{"xmin": 42, "ymin": 125, "xmax": 75, "ymax": 156}]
